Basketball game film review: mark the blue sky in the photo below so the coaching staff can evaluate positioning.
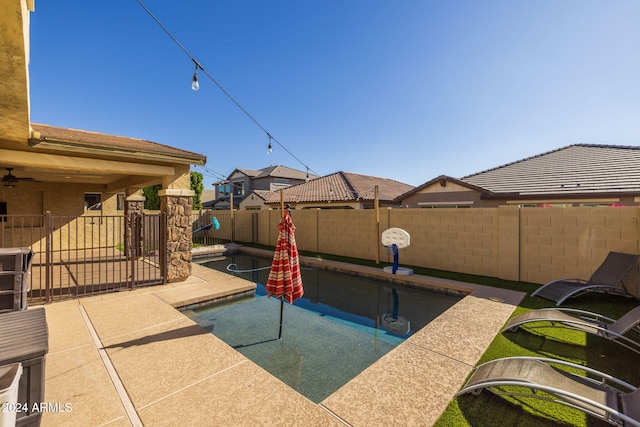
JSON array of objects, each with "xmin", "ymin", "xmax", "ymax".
[{"xmin": 29, "ymin": 1, "xmax": 640, "ymax": 187}]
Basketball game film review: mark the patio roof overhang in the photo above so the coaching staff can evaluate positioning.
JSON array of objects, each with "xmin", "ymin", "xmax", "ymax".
[
  {"xmin": 0, "ymin": 147, "xmax": 176, "ymax": 193},
  {"xmin": 28, "ymin": 125, "xmax": 206, "ymax": 166}
]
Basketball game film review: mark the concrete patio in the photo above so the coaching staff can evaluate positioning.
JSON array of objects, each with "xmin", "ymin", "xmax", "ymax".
[{"xmin": 39, "ymin": 257, "xmax": 524, "ymax": 426}]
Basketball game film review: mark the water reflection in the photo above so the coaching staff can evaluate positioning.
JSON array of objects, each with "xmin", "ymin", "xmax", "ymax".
[{"xmin": 202, "ymin": 253, "xmax": 459, "ymax": 338}]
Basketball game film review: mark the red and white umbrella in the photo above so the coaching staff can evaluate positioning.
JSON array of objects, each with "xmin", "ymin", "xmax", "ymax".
[{"xmin": 266, "ymin": 209, "xmax": 304, "ymax": 338}]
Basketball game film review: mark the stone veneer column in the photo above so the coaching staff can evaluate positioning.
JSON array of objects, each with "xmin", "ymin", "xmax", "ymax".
[
  {"xmin": 124, "ymin": 196, "xmax": 145, "ymax": 258},
  {"xmin": 159, "ymin": 189, "xmax": 194, "ymax": 282}
]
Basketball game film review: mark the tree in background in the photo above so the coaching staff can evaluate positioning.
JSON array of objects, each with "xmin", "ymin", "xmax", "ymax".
[
  {"xmin": 142, "ymin": 171, "xmax": 204, "ymax": 210},
  {"xmin": 142, "ymin": 184, "xmax": 162, "ymax": 210},
  {"xmin": 191, "ymin": 171, "xmax": 204, "ymax": 210}
]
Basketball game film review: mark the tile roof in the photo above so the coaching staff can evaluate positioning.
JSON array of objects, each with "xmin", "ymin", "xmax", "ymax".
[
  {"xmin": 233, "ymin": 165, "xmax": 318, "ymax": 181},
  {"xmin": 461, "ymin": 144, "xmax": 640, "ymax": 195},
  {"xmin": 251, "ymin": 190, "xmax": 273, "ymax": 201},
  {"xmin": 30, "ymin": 123, "xmax": 206, "ymax": 164},
  {"xmin": 261, "ymin": 171, "xmax": 413, "ymax": 204}
]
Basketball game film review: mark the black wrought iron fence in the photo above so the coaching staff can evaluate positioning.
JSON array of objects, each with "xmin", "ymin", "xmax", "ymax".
[{"xmin": 0, "ymin": 212, "xmax": 166, "ymax": 305}]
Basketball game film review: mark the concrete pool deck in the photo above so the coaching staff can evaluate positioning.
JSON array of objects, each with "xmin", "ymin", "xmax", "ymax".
[{"xmin": 39, "ymin": 253, "xmax": 524, "ymax": 426}]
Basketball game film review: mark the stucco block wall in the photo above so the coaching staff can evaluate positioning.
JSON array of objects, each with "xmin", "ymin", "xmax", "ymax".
[
  {"xmin": 233, "ymin": 211, "xmax": 254, "ymax": 243},
  {"xmin": 256, "ymin": 211, "xmax": 270, "ymax": 244},
  {"xmin": 317, "ymin": 210, "xmax": 377, "ymax": 260},
  {"xmin": 520, "ymin": 208, "xmax": 640, "ymax": 291},
  {"xmin": 290, "ymin": 210, "xmax": 319, "ymax": 253},
  {"xmin": 201, "ymin": 207, "xmax": 640, "ymax": 293},
  {"xmin": 385, "ymin": 208, "xmax": 498, "ymax": 278},
  {"xmin": 497, "ymin": 206, "xmax": 520, "ymax": 281}
]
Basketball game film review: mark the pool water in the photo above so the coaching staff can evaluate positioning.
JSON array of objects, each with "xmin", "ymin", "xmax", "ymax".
[{"xmin": 187, "ymin": 253, "xmax": 461, "ymax": 403}]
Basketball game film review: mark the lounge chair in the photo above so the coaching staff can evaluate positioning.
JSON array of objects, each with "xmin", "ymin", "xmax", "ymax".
[
  {"xmin": 457, "ymin": 356, "xmax": 640, "ymax": 426},
  {"xmin": 531, "ymin": 252, "xmax": 640, "ymax": 305},
  {"xmin": 502, "ymin": 306, "xmax": 640, "ymax": 354}
]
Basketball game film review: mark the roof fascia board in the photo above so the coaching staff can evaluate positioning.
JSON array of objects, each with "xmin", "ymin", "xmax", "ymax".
[
  {"xmin": 505, "ymin": 197, "xmax": 621, "ymax": 204},
  {"xmin": 482, "ymin": 191, "xmax": 638, "ymax": 201},
  {"xmin": 0, "ymin": 148, "xmax": 174, "ymax": 176},
  {"xmin": 28, "ymin": 138, "xmax": 204, "ymax": 165}
]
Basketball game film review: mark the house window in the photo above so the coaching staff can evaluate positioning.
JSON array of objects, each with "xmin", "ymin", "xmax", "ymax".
[
  {"xmin": 116, "ymin": 193, "xmax": 126, "ymax": 211},
  {"xmin": 232, "ymin": 182, "xmax": 245, "ymax": 196},
  {"xmin": 84, "ymin": 193, "xmax": 102, "ymax": 211},
  {"xmin": 218, "ymin": 183, "xmax": 230, "ymax": 197}
]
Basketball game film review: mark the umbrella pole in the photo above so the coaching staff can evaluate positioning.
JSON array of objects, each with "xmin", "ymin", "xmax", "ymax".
[{"xmin": 278, "ymin": 297, "xmax": 284, "ymax": 339}]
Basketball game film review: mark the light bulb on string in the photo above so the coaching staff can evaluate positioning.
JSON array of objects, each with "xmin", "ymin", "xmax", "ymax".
[
  {"xmin": 191, "ymin": 73, "xmax": 199, "ymax": 91},
  {"xmin": 137, "ymin": 2, "xmax": 320, "ymax": 179},
  {"xmin": 191, "ymin": 60, "xmax": 201, "ymax": 91}
]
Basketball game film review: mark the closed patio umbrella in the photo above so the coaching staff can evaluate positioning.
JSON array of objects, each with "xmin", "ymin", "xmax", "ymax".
[{"xmin": 266, "ymin": 209, "xmax": 304, "ymax": 339}]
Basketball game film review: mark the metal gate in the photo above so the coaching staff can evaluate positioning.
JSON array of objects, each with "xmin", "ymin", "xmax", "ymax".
[{"xmin": 0, "ymin": 212, "xmax": 167, "ymax": 304}]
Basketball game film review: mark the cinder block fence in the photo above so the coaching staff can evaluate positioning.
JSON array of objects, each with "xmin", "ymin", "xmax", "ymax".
[{"xmin": 200, "ymin": 207, "xmax": 640, "ymax": 295}]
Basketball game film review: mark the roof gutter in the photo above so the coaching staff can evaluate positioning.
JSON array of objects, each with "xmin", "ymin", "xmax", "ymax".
[{"xmin": 481, "ymin": 191, "xmax": 640, "ymax": 200}]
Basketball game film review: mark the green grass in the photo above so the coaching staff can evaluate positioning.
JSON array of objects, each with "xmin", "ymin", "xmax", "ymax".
[
  {"xmin": 434, "ymin": 290, "xmax": 639, "ymax": 427},
  {"xmin": 241, "ymin": 243, "xmax": 639, "ymax": 426}
]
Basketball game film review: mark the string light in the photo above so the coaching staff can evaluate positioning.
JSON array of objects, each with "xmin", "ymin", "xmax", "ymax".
[
  {"xmin": 191, "ymin": 73, "xmax": 199, "ymax": 91},
  {"xmin": 136, "ymin": 0, "xmax": 319, "ymax": 176},
  {"xmin": 191, "ymin": 74, "xmax": 199, "ymax": 91},
  {"xmin": 191, "ymin": 59, "xmax": 201, "ymax": 91}
]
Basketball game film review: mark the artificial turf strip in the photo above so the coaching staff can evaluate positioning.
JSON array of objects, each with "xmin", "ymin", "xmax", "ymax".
[{"xmin": 434, "ymin": 293, "xmax": 640, "ymax": 427}]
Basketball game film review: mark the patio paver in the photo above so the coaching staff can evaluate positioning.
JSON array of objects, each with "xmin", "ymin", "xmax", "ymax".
[{"xmin": 38, "ymin": 259, "xmax": 524, "ymax": 426}]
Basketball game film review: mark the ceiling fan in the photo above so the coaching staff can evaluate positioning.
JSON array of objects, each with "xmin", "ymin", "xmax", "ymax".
[{"xmin": 2, "ymin": 168, "xmax": 38, "ymax": 188}]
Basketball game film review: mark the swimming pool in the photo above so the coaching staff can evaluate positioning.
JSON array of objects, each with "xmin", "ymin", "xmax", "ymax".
[{"xmin": 186, "ymin": 253, "xmax": 461, "ymax": 402}]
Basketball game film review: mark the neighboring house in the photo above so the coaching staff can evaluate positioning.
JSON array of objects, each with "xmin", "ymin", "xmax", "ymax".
[
  {"xmin": 205, "ymin": 165, "xmax": 318, "ymax": 210},
  {"xmin": 1, "ymin": 2, "xmax": 206, "ymax": 282},
  {"xmin": 397, "ymin": 144, "xmax": 640, "ymax": 208},
  {"xmin": 394, "ymin": 175, "xmax": 495, "ymax": 209},
  {"xmin": 239, "ymin": 171, "xmax": 414, "ymax": 210}
]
